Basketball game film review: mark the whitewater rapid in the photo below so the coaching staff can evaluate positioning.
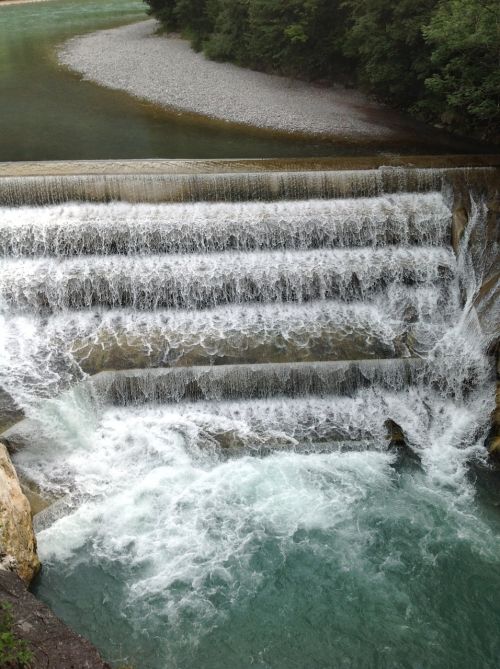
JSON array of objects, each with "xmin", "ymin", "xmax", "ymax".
[{"xmin": 0, "ymin": 181, "xmax": 497, "ymax": 668}]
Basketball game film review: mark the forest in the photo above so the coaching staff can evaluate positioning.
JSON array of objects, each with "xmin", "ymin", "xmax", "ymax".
[{"xmin": 144, "ymin": 0, "xmax": 499, "ymax": 143}]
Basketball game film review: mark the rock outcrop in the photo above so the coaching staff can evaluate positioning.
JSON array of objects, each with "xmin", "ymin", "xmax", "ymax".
[
  {"xmin": 449, "ymin": 168, "xmax": 499, "ymax": 456},
  {"xmin": 0, "ymin": 569, "xmax": 111, "ymax": 669},
  {"xmin": 0, "ymin": 443, "xmax": 40, "ymax": 583},
  {"xmin": 0, "ymin": 444, "xmax": 110, "ymax": 667},
  {"xmin": 488, "ymin": 357, "xmax": 500, "ymax": 457}
]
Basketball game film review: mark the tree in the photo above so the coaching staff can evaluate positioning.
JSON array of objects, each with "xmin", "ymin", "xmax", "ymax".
[
  {"xmin": 203, "ymin": 0, "xmax": 251, "ymax": 63},
  {"xmin": 144, "ymin": 0, "xmax": 179, "ymax": 31},
  {"xmin": 143, "ymin": 0, "xmax": 499, "ymax": 143},
  {"xmin": 421, "ymin": 0, "xmax": 500, "ymax": 142},
  {"xmin": 341, "ymin": 0, "xmax": 435, "ymax": 108}
]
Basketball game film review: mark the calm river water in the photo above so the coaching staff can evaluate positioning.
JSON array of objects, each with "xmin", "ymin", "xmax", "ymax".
[
  {"xmin": 0, "ymin": 0, "xmax": 482, "ymax": 161},
  {"xmin": 0, "ymin": 0, "xmax": 346, "ymax": 160}
]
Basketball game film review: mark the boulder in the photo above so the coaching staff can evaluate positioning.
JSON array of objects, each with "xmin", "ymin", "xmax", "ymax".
[{"xmin": 0, "ymin": 443, "xmax": 40, "ymax": 584}]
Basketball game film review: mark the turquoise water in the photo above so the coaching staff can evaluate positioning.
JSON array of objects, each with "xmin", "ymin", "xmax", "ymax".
[
  {"xmin": 0, "ymin": 185, "xmax": 496, "ymax": 669},
  {"xmin": 30, "ymin": 403, "xmax": 500, "ymax": 669},
  {"xmin": 0, "ymin": 180, "xmax": 496, "ymax": 669}
]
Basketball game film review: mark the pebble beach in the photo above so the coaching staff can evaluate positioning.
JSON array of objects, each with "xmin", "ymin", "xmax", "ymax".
[{"xmin": 58, "ymin": 19, "xmax": 401, "ymax": 140}]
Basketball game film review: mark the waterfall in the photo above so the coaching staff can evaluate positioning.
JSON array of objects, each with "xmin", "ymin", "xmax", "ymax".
[
  {"xmin": 0, "ymin": 193, "xmax": 451, "ymax": 255},
  {"xmin": 0, "ymin": 165, "xmax": 498, "ymax": 669},
  {"xmin": 0, "ymin": 166, "xmax": 494, "ymax": 206},
  {"xmin": 0, "ymin": 171, "xmax": 494, "ymax": 440}
]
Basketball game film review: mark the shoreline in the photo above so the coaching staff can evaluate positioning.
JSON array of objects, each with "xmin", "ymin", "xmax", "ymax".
[
  {"xmin": 59, "ymin": 20, "xmax": 438, "ymax": 143},
  {"xmin": 0, "ymin": 0, "xmax": 53, "ymax": 6}
]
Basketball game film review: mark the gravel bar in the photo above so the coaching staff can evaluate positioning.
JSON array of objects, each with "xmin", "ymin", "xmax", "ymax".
[{"xmin": 58, "ymin": 20, "xmax": 400, "ymax": 139}]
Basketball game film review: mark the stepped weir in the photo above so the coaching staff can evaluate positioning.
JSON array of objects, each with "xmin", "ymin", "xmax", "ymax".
[{"xmin": 0, "ymin": 157, "xmax": 499, "ymax": 668}]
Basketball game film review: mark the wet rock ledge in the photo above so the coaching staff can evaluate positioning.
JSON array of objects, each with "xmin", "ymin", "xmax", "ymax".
[
  {"xmin": 0, "ymin": 443, "xmax": 110, "ymax": 668},
  {"xmin": 0, "ymin": 443, "xmax": 39, "ymax": 583}
]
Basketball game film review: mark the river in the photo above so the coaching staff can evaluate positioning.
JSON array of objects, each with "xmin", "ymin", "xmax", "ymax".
[
  {"xmin": 0, "ymin": 0, "xmax": 347, "ymax": 160},
  {"xmin": 0, "ymin": 167, "xmax": 498, "ymax": 668},
  {"xmin": 1, "ymin": 2, "xmax": 499, "ymax": 669},
  {"xmin": 0, "ymin": 0, "xmax": 483, "ymax": 161}
]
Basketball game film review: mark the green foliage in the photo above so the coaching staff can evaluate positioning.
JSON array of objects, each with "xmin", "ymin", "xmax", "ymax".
[
  {"xmin": 144, "ymin": 0, "xmax": 178, "ymax": 31},
  {"xmin": 143, "ymin": 0, "xmax": 500, "ymax": 142},
  {"xmin": 420, "ymin": 0, "xmax": 500, "ymax": 143},
  {"xmin": 203, "ymin": 0, "xmax": 250, "ymax": 63},
  {"xmin": 243, "ymin": 0, "xmax": 347, "ymax": 77},
  {"xmin": 174, "ymin": 0, "xmax": 215, "ymax": 50},
  {"xmin": 0, "ymin": 602, "xmax": 33, "ymax": 668},
  {"xmin": 341, "ymin": 0, "xmax": 435, "ymax": 107},
  {"xmin": 144, "ymin": 0, "xmax": 347, "ymax": 77}
]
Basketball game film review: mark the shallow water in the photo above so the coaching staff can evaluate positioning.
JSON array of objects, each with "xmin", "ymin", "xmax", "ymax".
[{"xmin": 0, "ymin": 0, "xmax": 484, "ymax": 160}]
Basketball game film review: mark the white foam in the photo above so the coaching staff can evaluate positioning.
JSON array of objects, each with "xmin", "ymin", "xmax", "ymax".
[
  {"xmin": 34, "ymin": 405, "xmax": 395, "ymax": 610},
  {"xmin": 28, "ymin": 388, "xmax": 494, "ymax": 632},
  {"xmin": 0, "ymin": 246, "xmax": 455, "ymax": 312},
  {"xmin": 0, "ymin": 192, "xmax": 451, "ymax": 256}
]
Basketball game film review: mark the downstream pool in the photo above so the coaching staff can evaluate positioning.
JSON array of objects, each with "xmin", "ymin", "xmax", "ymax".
[{"xmin": 0, "ymin": 0, "xmax": 481, "ymax": 161}]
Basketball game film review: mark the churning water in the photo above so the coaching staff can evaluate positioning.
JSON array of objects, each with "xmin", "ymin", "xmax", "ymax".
[{"xmin": 1, "ymin": 173, "xmax": 499, "ymax": 668}]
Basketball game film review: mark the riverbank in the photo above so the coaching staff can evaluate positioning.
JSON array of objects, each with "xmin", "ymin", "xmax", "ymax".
[
  {"xmin": 0, "ymin": 0, "xmax": 52, "ymax": 6},
  {"xmin": 0, "ymin": 442, "xmax": 108, "ymax": 667},
  {"xmin": 59, "ymin": 19, "xmax": 466, "ymax": 145}
]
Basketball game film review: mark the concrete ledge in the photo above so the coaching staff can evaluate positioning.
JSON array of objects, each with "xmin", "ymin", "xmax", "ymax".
[
  {"xmin": 1, "ymin": 163, "xmax": 498, "ymax": 206},
  {"xmin": 0, "ymin": 155, "xmax": 500, "ymax": 177}
]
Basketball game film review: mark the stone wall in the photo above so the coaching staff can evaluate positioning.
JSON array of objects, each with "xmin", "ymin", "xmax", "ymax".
[{"xmin": 449, "ymin": 167, "xmax": 499, "ymax": 454}]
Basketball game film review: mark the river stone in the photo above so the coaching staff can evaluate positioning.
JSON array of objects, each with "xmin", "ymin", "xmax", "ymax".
[{"xmin": 0, "ymin": 443, "xmax": 40, "ymax": 583}]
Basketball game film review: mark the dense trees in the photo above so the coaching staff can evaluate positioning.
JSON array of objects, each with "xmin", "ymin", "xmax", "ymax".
[
  {"xmin": 421, "ymin": 0, "xmax": 499, "ymax": 142},
  {"xmin": 144, "ymin": 0, "xmax": 500, "ymax": 142}
]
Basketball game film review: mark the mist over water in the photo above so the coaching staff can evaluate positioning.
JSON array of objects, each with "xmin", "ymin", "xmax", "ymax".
[{"xmin": 1, "ymin": 179, "xmax": 499, "ymax": 668}]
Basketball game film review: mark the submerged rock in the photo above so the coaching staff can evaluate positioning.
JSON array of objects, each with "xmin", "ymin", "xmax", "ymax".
[
  {"xmin": 0, "ymin": 387, "xmax": 23, "ymax": 434},
  {"xmin": 451, "ymin": 205, "xmax": 467, "ymax": 252},
  {"xmin": 0, "ymin": 443, "xmax": 40, "ymax": 584},
  {"xmin": 385, "ymin": 418, "xmax": 422, "ymax": 468}
]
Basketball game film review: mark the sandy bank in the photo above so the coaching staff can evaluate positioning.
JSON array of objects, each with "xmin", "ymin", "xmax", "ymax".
[{"xmin": 59, "ymin": 20, "xmax": 407, "ymax": 140}]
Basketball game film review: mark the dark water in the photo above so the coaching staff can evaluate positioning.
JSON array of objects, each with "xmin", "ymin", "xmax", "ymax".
[{"xmin": 0, "ymin": 0, "xmax": 482, "ymax": 161}]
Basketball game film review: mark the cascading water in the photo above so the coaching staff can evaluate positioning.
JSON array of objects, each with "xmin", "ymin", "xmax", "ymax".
[{"xmin": 0, "ymin": 169, "xmax": 498, "ymax": 669}]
